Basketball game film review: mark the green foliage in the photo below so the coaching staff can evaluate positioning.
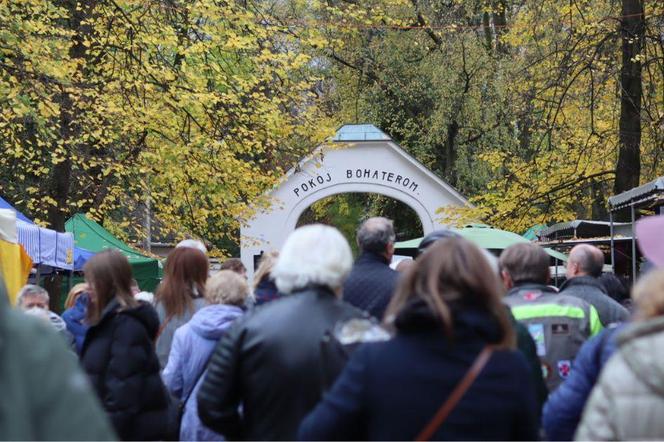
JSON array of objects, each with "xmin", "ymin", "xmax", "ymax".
[{"xmin": 297, "ymin": 193, "xmax": 423, "ymax": 255}]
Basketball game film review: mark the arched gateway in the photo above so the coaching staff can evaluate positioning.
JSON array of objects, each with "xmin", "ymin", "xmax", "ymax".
[{"xmin": 241, "ymin": 124, "xmax": 468, "ymax": 277}]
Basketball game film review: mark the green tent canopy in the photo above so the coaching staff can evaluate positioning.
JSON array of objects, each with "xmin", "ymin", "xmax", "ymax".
[
  {"xmin": 395, "ymin": 223, "xmax": 567, "ymax": 262},
  {"xmin": 65, "ymin": 214, "xmax": 162, "ymax": 292},
  {"xmin": 522, "ymin": 224, "xmax": 548, "ymax": 241}
]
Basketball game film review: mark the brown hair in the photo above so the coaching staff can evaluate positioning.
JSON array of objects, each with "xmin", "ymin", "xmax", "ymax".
[
  {"xmin": 252, "ymin": 251, "xmax": 278, "ymax": 291},
  {"xmin": 84, "ymin": 249, "xmax": 137, "ymax": 324},
  {"xmin": 64, "ymin": 282, "xmax": 89, "ymax": 310},
  {"xmin": 632, "ymin": 269, "xmax": 664, "ymax": 320},
  {"xmin": 155, "ymin": 246, "xmax": 209, "ymax": 318},
  {"xmin": 499, "ymin": 243, "xmax": 551, "ymax": 285},
  {"xmin": 385, "ymin": 237, "xmax": 514, "ymax": 349}
]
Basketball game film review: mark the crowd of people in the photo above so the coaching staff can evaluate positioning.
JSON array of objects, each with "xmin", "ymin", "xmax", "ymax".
[{"xmin": 2, "ymin": 213, "xmax": 664, "ymax": 441}]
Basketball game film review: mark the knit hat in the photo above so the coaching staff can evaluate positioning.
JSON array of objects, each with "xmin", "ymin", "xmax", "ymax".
[{"xmin": 417, "ymin": 229, "xmax": 461, "ymax": 257}]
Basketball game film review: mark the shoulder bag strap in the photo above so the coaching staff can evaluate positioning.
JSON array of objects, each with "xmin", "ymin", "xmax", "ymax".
[
  {"xmin": 415, "ymin": 346, "xmax": 495, "ymax": 442},
  {"xmin": 181, "ymin": 352, "xmax": 215, "ymax": 407},
  {"xmin": 157, "ymin": 315, "xmax": 172, "ymax": 339}
]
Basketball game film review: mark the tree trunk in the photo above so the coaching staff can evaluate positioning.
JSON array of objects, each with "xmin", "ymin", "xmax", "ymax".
[
  {"xmin": 492, "ymin": 0, "xmax": 508, "ymax": 54},
  {"xmin": 482, "ymin": 12, "xmax": 493, "ymax": 53},
  {"xmin": 45, "ymin": 0, "xmax": 97, "ymax": 309},
  {"xmin": 614, "ymin": 0, "xmax": 644, "ymax": 214},
  {"xmin": 444, "ymin": 120, "xmax": 459, "ymax": 186}
]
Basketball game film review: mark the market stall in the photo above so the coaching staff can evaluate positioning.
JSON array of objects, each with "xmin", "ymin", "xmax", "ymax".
[{"xmin": 66, "ymin": 214, "xmax": 162, "ymax": 292}]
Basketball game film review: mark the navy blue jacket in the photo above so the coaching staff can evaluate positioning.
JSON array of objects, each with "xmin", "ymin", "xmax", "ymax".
[
  {"xmin": 343, "ymin": 252, "xmax": 399, "ymax": 320},
  {"xmin": 542, "ymin": 325, "xmax": 623, "ymax": 440},
  {"xmin": 298, "ymin": 301, "xmax": 539, "ymax": 441},
  {"xmin": 62, "ymin": 293, "xmax": 89, "ymax": 354},
  {"xmin": 254, "ymin": 277, "xmax": 283, "ymax": 306}
]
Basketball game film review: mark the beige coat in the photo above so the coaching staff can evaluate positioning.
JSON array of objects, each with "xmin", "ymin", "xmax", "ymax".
[{"xmin": 576, "ymin": 317, "xmax": 664, "ymax": 440}]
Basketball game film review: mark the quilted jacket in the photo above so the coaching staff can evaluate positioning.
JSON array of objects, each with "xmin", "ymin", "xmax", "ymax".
[
  {"xmin": 343, "ymin": 251, "xmax": 399, "ymax": 320},
  {"xmin": 576, "ymin": 317, "xmax": 664, "ymax": 440},
  {"xmin": 81, "ymin": 298, "xmax": 170, "ymax": 441}
]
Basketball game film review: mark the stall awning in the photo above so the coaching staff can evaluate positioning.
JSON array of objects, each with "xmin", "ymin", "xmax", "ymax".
[
  {"xmin": 66, "ymin": 214, "xmax": 162, "ymax": 291},
  {"xmin": 395, "ymin": 224, "xmax": 567, "ymax": 261},
  {"xmin": 539, "ymin": 220, "xmax": 632, "ymax": 242},
  {"xmin": 0, "ymin": 196, "xmax": 32, "ymax": 224},
  {"xmin": 0, "ymin": 196, "xmax": 95, "ymax": 271},
  {"xmin": 608, "ymin": 177, "xmax": 664, "ymax": 211}
]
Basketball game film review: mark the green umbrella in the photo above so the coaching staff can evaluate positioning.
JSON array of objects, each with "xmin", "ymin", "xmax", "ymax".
[
  {"xmin": 394, "ymin": 223, "xmax": 567, "ymax": 262},
  {"xmin": 393, "ymin": 237, "xmax": 421, "ymax": 249},
  {"xmin": 457, "ymin": 223, "xmax": 529, "ymax": 249}
]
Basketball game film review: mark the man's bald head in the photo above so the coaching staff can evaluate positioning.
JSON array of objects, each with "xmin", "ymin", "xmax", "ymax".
[
  {"xmin": 356, "ymin": 217, "xmax": 396, "ymax": 257},
  {"xmin": 567, "ymin": 244, "xmax": 604, "ymax": 278}
]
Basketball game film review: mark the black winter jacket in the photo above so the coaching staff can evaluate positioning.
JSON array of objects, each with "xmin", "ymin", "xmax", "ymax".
[
  {"xmin": 560, "ymin": 276, "xmax": 629, "ymax": 326},
  {"xmin": 81, "ymin": 299, "xmax": 170, "ymax": 441},
  {"xmin": 197, "ymin": 286, "xmax": 364, "ymax": 441},
  {"xmin": 298, "ymin": 300, "xmax": 539, "ymax": 441},
  {"xmin": 343, "ymin": 252, "xmax": 399, "ymax": 320}
]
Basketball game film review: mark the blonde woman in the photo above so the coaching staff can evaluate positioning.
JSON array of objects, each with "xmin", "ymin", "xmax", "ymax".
[
  {"xmin": 576, "ymin": 269, "xmax": 664, "ymax": 440},
  {"xmin": 163, "ymin": 270, "xmax": 249, "ymax": 441},
  {"xmin": 253, "ymin": 251, "xmax": 281, "ymax": 305},
  {"xmin": 62, "ymin": 282, "xmax": 90, "ymax": 353},
  {"xmin": 64, "ymin": 282, "xmax": 88, "ymax": 310}
]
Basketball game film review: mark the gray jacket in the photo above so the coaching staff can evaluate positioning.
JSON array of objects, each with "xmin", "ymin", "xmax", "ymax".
[
  {"xmin": 576, "ymin": 317, "xmax": 664, "ymax": 440},
  {"xmin": 0, "ymin": 283, "xmax": 116, "ymax": 440},
  {"xmin": 156, "ymin": 297, "xmax": 207, "ymax": 368},
  {"xmin": 560, "ymin": 276, "xmax": 629, "ymax": 326}
]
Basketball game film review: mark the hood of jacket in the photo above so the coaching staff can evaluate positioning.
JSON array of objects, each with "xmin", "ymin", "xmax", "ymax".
[
  {"xmin": 67, "ymin": 292, "xmax": 89, "ymax": 319},
  {"xmin": 99, "ymin": 298, "xmax": 160, "ymax": 338},
  {"xmin": 394, "ymin": 298, "xmax": 503, "ymax": 344},
  {"xmin": 188, "ymin": 304, "xmax": 243, "ymax": 340},
  {"xmin": 618, "ymin": 316, "xmax": 664, "ymax": 396},
  {"xmin": 75, "ymin": 291, "xmax": 90, "ymax": 309}
]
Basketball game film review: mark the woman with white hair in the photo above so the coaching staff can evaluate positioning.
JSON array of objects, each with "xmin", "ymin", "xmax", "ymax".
[
  {"xmin": 197, "ymin": 224, "xmax": 365, "ymax": 441},
  {"xmin": 163, "ymin": 270, "xmax": 249, "ymax": 441}
]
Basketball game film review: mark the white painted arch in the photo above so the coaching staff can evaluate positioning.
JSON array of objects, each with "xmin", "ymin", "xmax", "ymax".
[{"xmin": 240, "ymin": 125, "xmax": 468, "ymax": 277}]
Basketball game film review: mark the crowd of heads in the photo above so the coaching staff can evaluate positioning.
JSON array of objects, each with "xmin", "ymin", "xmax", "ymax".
[{"xmin": 7, "ymin": 212, "xmax": 664, "ymax": 441}]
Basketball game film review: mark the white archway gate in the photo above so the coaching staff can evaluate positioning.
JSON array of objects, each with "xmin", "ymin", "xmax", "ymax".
[{"xmin": 240, "ymin": 124, "xmax": 468, "ymax": 277}]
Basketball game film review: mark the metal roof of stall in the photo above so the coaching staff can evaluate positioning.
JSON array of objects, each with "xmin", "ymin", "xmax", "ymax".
[
  {"xmin": 332, "ymin": 124, "xmax": 392, "ymax": 141},
  {"xmin": 608, "ymin": 176, "xmax": 664, "ymax": 211},
  {"xmin": 606, "ymin": 176, "xmax": 664, "ymax": 280},
  {"xmin": 540, "ymin": 220, "xmax": 632, "ymax": 242}
]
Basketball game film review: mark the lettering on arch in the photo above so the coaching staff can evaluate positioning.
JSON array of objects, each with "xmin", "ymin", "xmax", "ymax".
[{"xmin": 291, "ymin": 168, "xmax": 419, "ymax": 198}]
